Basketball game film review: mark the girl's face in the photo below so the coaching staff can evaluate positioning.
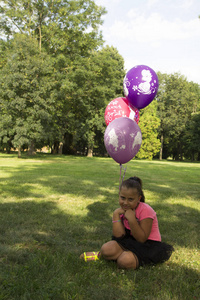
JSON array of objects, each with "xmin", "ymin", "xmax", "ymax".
[{"xmin": 119, "ymin": 186, "xmax": 141, "ymax": 211}]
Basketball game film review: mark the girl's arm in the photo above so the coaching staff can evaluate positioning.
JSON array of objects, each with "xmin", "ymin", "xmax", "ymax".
[
  {"xmin": 125, "ymin": 209, "xmax": 153, "ymax": 243},
  {"xmin": 112, "ymin": 208, "xmax": 126, "ymax": 238}
]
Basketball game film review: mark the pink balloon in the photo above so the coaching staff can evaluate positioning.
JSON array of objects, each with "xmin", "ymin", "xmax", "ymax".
[
  {"xmin": 124, "ymin": 98, "xmax": 140, "ymax": 125},
  {"xmin": 104, "ymin": 97, "xmax": 140, "ymax": 126},
  {"xmin": 104, "ymin": 117, "xmax": 142, "ymax": 164}
]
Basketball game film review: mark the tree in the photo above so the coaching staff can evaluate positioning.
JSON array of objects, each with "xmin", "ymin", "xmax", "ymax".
[
  {"xmin": 184, "ymin": 112, "xmax": 200, "ymax": 160},
  {"xmin": 0, "ymin": 0, "xmax": 106, "ymax": 55},
  {"xmin": 60, "ymin": 46, "xmax": 125, "ymax": 156},
  {"xmin": 136, "ymin": 101, "xmax": 161, "ymax": 160},
  {"xmin": 0, "ymin": 34, "xmax": 55, "ymax": 157},
  {"xmin": 156, "ymin": 72, "xmax": 199, "ymax": 160},
  {"xmin": 0, "ymin": 0, "xmax": 108, "ymax": 155}
]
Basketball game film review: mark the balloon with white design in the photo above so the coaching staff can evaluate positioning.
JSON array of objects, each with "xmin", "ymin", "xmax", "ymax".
[
  {"xmin": 104, "ymin": 117, "xmax": 142, "ymax": 165},
  {"xmin": 104, "ymin": 97, "xmax": 140, "ymax": 126},
  {"xmin": 123, "ymin": 65, "xmax": 159, "ymax": 110}
]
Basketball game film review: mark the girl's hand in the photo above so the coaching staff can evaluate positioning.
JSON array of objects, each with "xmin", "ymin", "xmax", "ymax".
[
  {"xmin": 113, "ymin": 207, "xmax": 125, "ymax": 216},
  {"xmin": 124, "ymin": 209, "xmax": 153, "ymax": 243},
  {"xmin": 124, "ymin": 209, "xmax": 136, "ymax": 220}
]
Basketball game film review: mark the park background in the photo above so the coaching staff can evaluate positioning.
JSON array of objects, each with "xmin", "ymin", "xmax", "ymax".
[
  {"xmin": 0, "ymin": 0, "xmax": 200, "ymax": 161},
  {"xmin": 0, "ymin": 1, "xmax": 200, "ymax": 299}
]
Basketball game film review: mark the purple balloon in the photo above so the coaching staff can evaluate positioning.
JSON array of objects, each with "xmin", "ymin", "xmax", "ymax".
[
  {"xmin": 104, "ymin": 117, "xmax": 142, "ymax": 164},
  {"xmin": 123, "ymin": 65, "xmax": 159, "ymax": 109}
]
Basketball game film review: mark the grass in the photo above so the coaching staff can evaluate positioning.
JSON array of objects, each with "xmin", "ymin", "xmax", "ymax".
[{"xmin": 0, "ymin": 153, "xmax": 199, "ymax": 300}]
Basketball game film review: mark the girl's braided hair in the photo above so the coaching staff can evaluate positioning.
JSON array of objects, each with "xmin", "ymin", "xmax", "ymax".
[{"xmin": 120, "ymin": 176, "xmax": 145, "ymax": 202}]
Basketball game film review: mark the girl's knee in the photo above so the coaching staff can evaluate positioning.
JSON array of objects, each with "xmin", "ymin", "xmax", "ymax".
[
  {"xmin": 100, "ymin": 241, "xmax": 122, "ymax": 259},
  {"xmin": 101, "ymin": 241, "xmax": 117, "ymax": 256},
  {"xmin": 117, "ymin": 251, "xmax": 138, "ymax": 270}
]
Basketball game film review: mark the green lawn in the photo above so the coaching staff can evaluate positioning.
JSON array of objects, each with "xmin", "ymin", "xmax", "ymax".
[{"xmin": 0, "ymin": 153, "xmax": 199, "ymax": 300}]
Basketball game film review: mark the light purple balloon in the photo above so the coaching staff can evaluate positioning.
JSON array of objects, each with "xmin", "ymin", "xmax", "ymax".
[
  {"xmin": 104, "ymin": 117, "xmax": 142, "ymax": 165},
  {"xmin": 123, "ymin": 65, "xmax": 159, "ymax": 109}
]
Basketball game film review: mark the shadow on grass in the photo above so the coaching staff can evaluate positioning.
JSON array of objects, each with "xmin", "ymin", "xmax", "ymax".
[
  {"xmin": 148, "ymin": 202, "xmax": 200, "ymax": 247},
  {"xmin": 132, "ymin": 262, "xmax": 200, "ymax": 299},
  {"xmin": 0, "ymin": 200, "xmax": 110, "ymax": 299},
  {"xmin": 0, "ymin": 200, "xmax": 199, "ymax": 300},
  {"xmin": 0, "ymin": 201, "xmax": 85, "ymax": 255}
]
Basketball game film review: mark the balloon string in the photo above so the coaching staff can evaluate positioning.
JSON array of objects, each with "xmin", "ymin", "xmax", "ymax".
[{"xmin": 119, "ymin": 164, "xmax": 127, "ymax": 191}]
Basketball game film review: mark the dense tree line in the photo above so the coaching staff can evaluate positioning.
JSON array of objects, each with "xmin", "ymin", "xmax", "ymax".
[
  {"xmin": 0, "ymin": 1, "xmax": 199, "ymax": 160},
  {"xmin": 156, "ymin": 72, "xmax": 200, "ymax": 161}
]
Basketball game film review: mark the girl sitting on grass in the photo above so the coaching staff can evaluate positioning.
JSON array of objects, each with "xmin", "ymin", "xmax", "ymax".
[{"xmin": 80, "ymin": 176, "xmax": 174, "ymax": 269}]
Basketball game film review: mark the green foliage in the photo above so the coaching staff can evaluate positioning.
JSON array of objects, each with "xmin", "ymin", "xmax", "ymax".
[
  {"xmin": 156, "ymin": 72, "xmax": 200, "ymax": 160},
  {"xmin": 136, "ymin": 101, "xmax": 161, "ymax": 160},
  {"xmin": 0, "ymin": 0, "xmax": 108, "ymax": 155},
  {"xmin": 0, "ymin": 34, "xmax": 55, "ymax": 153},
  {"xmin": 184, "ymin": 112, "xmax": 200, "ymax": 160},
  {"xmin": 59, "ymin": 46, "xmax": 125, "ymax": 155},
  {"xmin": 0, "ymin": 0, "xmax": 106, "ymax": 54},
  {"xmin": 0, "ymin": 1, "xmax": 200, "ymax": 160}
]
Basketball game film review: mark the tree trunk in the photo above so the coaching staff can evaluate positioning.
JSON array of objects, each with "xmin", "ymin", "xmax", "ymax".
[
  {"xmin": 197, "ymin": 152, "xmax": 200, "ymax": 161},
  {"xmin": 18, "ymin": 145, "xmax": 21, "ymax": 158},
  {"xmin": 6, "ymin": 146, "xmax": 11, "ymax": 154},
  {"xmin": 28, "ymin": 141, "xmax": 36, "ymax": 156},
  {"xmin": 87, "ymin": 147, "xmax": 93, "ymax": 157},
  {"xmin": 159, "ymin": 134, "xmax": 163, "ymax": 160},
  {"xmin": 38, "ymin": 14, "xmax": 42, "ymax": 52},
  {"xmin": 58, "ymin": 142, "xmax": 63, "ymax": 154},
  {"xmin": 52, "ymin": 141, "xmax": 59, "ymax": 154}
]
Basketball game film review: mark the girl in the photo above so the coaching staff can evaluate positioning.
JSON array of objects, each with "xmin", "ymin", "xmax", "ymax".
[{"xmin": 80, "ymin": 177, "xmax": 174, "ymax": 269}]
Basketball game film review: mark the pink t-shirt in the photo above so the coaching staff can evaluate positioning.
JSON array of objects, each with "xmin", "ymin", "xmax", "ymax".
[{"xmin": 120, "ymin": 202, "xmax": 161, "ymax": 241}]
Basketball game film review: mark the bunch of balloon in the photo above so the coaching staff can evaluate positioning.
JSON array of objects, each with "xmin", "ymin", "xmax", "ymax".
[{"xmin": 103, "ymin": 65, "xmax": 159, "ymax": 167}]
